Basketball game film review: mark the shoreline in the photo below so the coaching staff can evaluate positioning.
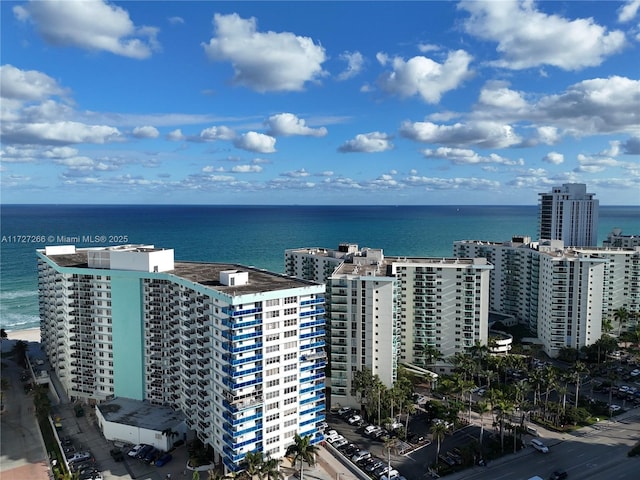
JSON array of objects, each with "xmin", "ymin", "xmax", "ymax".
[{"xmin": 3, "ymin": 327, "xmax": 41, "ymax": 344}]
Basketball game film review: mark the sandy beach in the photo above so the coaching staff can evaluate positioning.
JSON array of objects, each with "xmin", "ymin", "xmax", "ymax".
[
  {"xmin": 5, "ymin": 327, "xmax": 41, "ymax": 343},
  {"xmin": 1, "ymin": 327, "xmax": 41, "ymax": 353}
]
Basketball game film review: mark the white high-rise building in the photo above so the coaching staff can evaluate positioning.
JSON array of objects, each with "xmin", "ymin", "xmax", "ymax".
[
  {"xmin": 285, "ymin": 244, "xmax": 492, "ymax": 407},
  {"xmin": 603, "ymin": 228, "xmax": 640, "ymax": 248},
  {"xmin": 38, "ymin": 244, "xmax": 326, "ymax": 471},
  {"xmin": 538, "ymin": 183, "xmax": 599, "ymax": 247},
  {"xmin": 454, "ymin": 239, "xmax": 640, "ymax": 357}
]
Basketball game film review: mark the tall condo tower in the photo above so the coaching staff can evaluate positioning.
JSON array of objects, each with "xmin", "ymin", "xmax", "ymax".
[
  {"xmin": 538, "ymin": 183, "xmax": 599, "ymax": 247},
  {"xmin": 37, "ymin": 244, "xmax": 326, "ymax": 472}
]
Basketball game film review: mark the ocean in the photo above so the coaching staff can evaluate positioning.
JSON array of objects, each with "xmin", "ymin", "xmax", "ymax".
[{"xmin": 1, "ymin": 204, "xmax": 638, "ymax": 332}]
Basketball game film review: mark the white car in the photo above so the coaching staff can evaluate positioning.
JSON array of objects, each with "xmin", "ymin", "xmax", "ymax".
[
  {"xmin": 327, "ymin": 434, "xmax": 345, "ymax": 444},
  {"xmin": 364, "ymin": 425, "xmax": 381, "ymax": 436},
  {"xmin": 530, "ymin": 439, "xmax": 549, "ymax": 453},
  {"xmin": 379, "ymin": 470, "xmax": 400, "ymax": 480},
  {"xmin": 333, "ymin": 438, "xmax": 348, "ymax": 449},
  {"xmin": 609, "ymin": 404, "xmax": 622, "ymax": 412},
  {"xmin": 127, "ymin": 444, "xmax": 146, "ymax": 458},
  {"xmin": 348, "ymin": 415, "xmax": 362, "ymax": 425}
]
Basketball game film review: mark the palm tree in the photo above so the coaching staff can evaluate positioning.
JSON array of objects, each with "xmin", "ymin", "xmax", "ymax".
[
  {"xmin": 243, "ymin": 451, "xmax": 265, "ymax": 480},
  {"xmin": 403, "ymin": 403, "xmax": 416, "ymax": 437},
  {"xmin": 285, "ymin": 433, "xmax": 318, "ymax": 480},
  {"xmin": 615, "ymin": 307, "xmax": 629, "ymax": 336},
  {"xmin": 418, "ymin": 343, "xmax": 443, "ymax": 367},
  {"xmin": 602, "ymin": 318, "xmax": 613, "ymax": 336},
  {"xmin": 571, "ymin": 361, "xmax": 588, "ymax": 408},
  {"xmin": 261, "ymin": 456, "xmax": 283, "ymax": 480},
  {"xmin": 383, "ymin": 436, "xmax": 396, "ymax": 472},
  {"xmin": 476, "ymin": 400, "xmax": 490, "ymax": 460},
  {"xmin": 208, "ymin": 470, "xmax": 228, "ymax": 480},
  {"xmin": 430, "ymin": 422, "xmax": 448, "ymax": 466}
]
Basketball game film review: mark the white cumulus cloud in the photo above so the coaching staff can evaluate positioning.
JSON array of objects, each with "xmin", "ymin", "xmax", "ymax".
[
  {"xmin": 377, "ymin": 50, "xmax": 473, "ymax": 103},
  {"xmin": 200, "ymin": 126, "xmax": 236, "ymax": 141},
  {"xmin": 543, "ymin": 152, "xmax": 564, "ymax": 165},
  {"xmin": 0, "ymin": 65, "xmax": 67, "ymax": 101},
  {"xmin": 202, "ymin": 13, "xmax": 327, "ymax": 92},
  {"xmin": 422, "ymin": 147, "xmax": 523, "ymax": 166},
  {"xmin": 265, "ymin": 113, "xmax": 327, "ymax": 137},
  {"xmin": 400, "ymin": 120, "xmax": 521, "ymax": 149},
  {"xmin": 337, "ymin": 51, "xmax": 365, "ymax": 80},
  {"xmin": 338, "ymin": 132, "xmax": 394, "ymax": 153},
  {"xmin": 132, "ymin": 126, "xmax": 159, "ymax": 139},
  {"xmin": 14, "ymin": 0, "xmax": 160, "ymax": 59},
  {"xmin": 618, "ymin": 0, "xmax": 640, "ymax": 22},
  {"xmin": 233, "ymin": 131, "xmax": 276, "ymax": 153},
  {"xmin": 460, "ymin": 0, "xmax": 626, "ymax": 70}
]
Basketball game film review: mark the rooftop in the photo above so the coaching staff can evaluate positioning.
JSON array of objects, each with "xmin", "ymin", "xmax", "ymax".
[
  {"xmin": 97, "ymin": 397, "xmax": 185, "ymax": 431},
  {"xmin": 40, "ymin": 248, "xmax": 322, "ymax": 295}
]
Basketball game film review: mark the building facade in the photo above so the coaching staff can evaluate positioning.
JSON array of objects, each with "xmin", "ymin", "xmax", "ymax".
[
  {"xmin": 538, "ymin": 183, "xmax": 599, "ymax": 247},
  {"xmin": 285, "ymin": 244, "xmax": 492, "ymax": 407},
  {"xmin": 603, "ymin": 228, "xmax": 640, "ymax": 248},
  {"xmin": 38, "ymin": 244, "xmax": 326, "ymax": 471},
  {"xmin": 454, "ymin": 239, "xmax": 640, "ymax": 357}
]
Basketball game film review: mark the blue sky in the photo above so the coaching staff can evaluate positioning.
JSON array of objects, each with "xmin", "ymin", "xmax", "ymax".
[{"xmin": 1, "ymin": 0, "xmax": 639, "ymax": 205}]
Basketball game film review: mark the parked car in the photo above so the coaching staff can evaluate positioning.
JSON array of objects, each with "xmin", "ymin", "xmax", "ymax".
[
  {"xmin": 364, "ymin": 425, "xmax": 381, "ymax": 436},
  {"xmin": 326, "ymin": 434, "xmax": 344, "ymax": 444},
  {"xmin": 127, "ymin": 444, "xmax": 146, "ymax": 458},
  {"xmin": 155, "ymin": 453, "xmax": 173, "ymax": 467},
  {"xmin": 338, "ymin": 407, "xmax": 353, "ymax": 416},
  {"xmin": 348, "ymin": 415, "xmax": 363, "ymax": 425},
  {"xmin": 380, "ymin": 471, "xmax": 400, "ymax": 480},
  {"xmin": 609, "ymin": 404, "xmax": 622, "ymax": 412},
  {"xmin": 365, "ymin": 459, "xmax": 385, "ymax": 473},
  {"xmin": 531, "ymin": 439, "xmax": 549, "ymax": 453},
  {"xmin": 352, "ymin": 450, "xmax": 372, "ymax": 463},
  {"xmin": 136, "ymin": 444, "xmax": 154, "ymax": 460},
  {"xmin": 143, "ymin": 447, "xmax": 159, "ymax": 463},
  {"xmin": 68, "ymin": 452, "xmax": 92, "ymax": 464},
  {"xmin": 333, "ymin": 438, "xmax": 349, "ymax": 449}
]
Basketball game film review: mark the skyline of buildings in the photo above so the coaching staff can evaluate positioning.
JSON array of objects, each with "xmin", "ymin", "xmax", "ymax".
[{"xmin": 34, "ymin": 182, "xmax": 639, "ymax": 471}]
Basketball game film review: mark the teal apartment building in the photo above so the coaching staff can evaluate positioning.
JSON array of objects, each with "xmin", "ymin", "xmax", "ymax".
[{"xmin": 37, "ymin": 244, "xmax": 326, "ymax": 471}]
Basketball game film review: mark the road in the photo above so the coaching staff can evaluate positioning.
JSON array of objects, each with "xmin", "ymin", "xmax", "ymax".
[
  {"xmin": 0, "ymin": 340, "xmax": 50, "ymax": 480},
  {"xmin": 446, "ymin": 412, "xmax": 640, "ymax": 480}
]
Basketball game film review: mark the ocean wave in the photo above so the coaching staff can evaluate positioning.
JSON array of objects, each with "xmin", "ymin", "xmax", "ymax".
[
  {"xmin": 0, "ymin": 289, "xmax": 38, "ymax": 300},
  {"xmin": 0, "ymin": 312, "xmax": 40, "ymax": 330}
]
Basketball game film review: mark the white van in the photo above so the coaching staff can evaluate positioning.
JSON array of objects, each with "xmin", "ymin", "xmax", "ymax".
[
  {"xmin": 526, "ymin": 425, "xmax": 539, "ymax": 436},
  {"xmin": 530, "ymin": 439, "xmax": 549, "ymax": 453}
]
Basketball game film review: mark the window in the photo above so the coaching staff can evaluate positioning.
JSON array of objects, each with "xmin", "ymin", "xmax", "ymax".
[{"xmin": 284, "ymin": 296, "xmax": 297, "ymax": 304}]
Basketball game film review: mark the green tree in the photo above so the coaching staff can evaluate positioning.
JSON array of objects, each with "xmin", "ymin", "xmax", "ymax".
[
  {"xmin": 571, "ymin": 361, "xmax": 588, "ymax": 408},
  {"xmin": 430, "ymin": 421, "xmax": 448, "ymax": 466},
  {"xmin": 32, "ymin": 385, "xmax": 51, "ymax": 421},
  {"xmin": 285, "ymin": 433, "xmax": 318, "ymax": 480},
  {"xmin": 476, "ymin": 400, "xmax": 490, "ymax": 461},
  {"xmin": 615, "ymin": 307, "xmax": 630, "ymax": 336},
  {"xmin": 262, "ymin": 456, "xmax": 284, "ymax": 480},
  {"xmin": 243, "ymin": 451, "xmax": 265, "ymax": 480},
  {"xmin": 11, "ymin": 340, "xmax": 28, "ymax": 367},
  {"xmin": 418, "ymin": 344, "xmax": 443, "ymax": 367}
]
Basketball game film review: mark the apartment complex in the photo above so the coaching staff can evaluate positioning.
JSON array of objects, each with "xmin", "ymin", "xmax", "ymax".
[
  {"xmin": 538, "ymin": 183, "xmax": 599, "ymax": 247},
  {"xmin": 285, "ymin": 244, "xmax": 492, "ymax": 406},
  {"xmin": 603, "ymin": 228, "xmax": 640, "ymax": 248},
  {"xmin": 38, "ymin": 244, "xmax": 326, "ymax": 471},
  {"xmin": 454, "ymin": 238, "xmax": 640, "ymax": 357}
]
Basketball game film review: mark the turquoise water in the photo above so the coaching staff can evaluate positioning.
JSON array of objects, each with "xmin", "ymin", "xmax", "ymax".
[{"xmin": 1, "ymin": 204, "xmax": 638, "ymax": 331}]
